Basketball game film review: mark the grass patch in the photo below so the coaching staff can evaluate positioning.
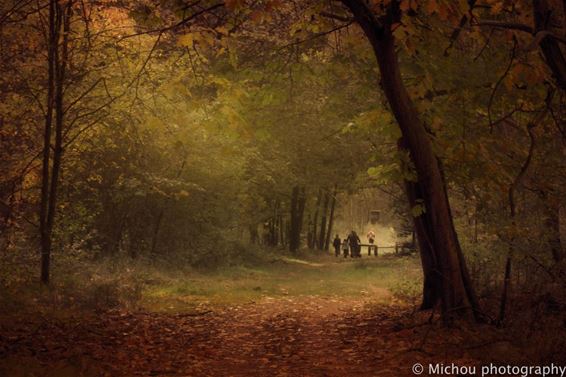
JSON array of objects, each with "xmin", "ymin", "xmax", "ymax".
[
  {"xmin": 0, "ymin": 249, "xmax": 423, "ymax": 315},
  {"xmin": 141, "ymin": 253, "xmax": 422, "ymax": 311}
]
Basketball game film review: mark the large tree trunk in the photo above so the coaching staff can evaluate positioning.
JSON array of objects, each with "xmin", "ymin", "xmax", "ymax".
[
  {"xmin": 342, "ymin": 0, "xmax": 480, "ymax": 322},
  {"xmin": 400, "ymin": 157, "xmax": 442, "ymax": 310}
]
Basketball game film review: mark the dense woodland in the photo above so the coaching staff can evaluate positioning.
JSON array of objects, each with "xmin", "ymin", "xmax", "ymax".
[{"xmin": 1, "ymin": 0, "xmax": 566, "ymax": 374}]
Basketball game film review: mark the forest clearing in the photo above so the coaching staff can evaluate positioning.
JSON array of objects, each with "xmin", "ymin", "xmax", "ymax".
[{"xmin": 1, "ymin": 0, "xmax": 566, "ymax": 375}]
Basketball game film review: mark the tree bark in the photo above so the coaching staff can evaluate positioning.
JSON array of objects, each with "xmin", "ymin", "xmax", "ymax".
[
  {"xmin": 289, "ymin": 186, "xmax": 306, "ymax": 252},
  {"xmin": 400, "ymin": 160, "xmax": 442, "ymax": 310},
  {"xmin": 278, "ymin": 213, "xmax": 285, "ymax": 247},
  {"xmin": 40, "ymin": 0, "xmax": 57, "ymax": 285},
  {"xmin": 318, "ymin": 191, "xmax": 329, "ymax": 250},
  {"xmin": 547, "ymin": 204, "xmax": 563, "ymax": 262},
  {"xmin": 324, "ymin": 186, "xmax": 337, "ymax": 251},
  {"xmin": 533, "ymin": 0, "xmax": 566, "ymax": 90},
  {"xmin": 297, "ymin": 187, "xmax": 306, "ymax": 245},
  {"xmin": 499, "ymin": 124, "xmax": 537, "ymax": 324},
  {"xmin": 249, "ymin": 224, "xmax": 258, "ymax": 244},
  {"xmin": 311, "ymin": 189, "xmax": 322, "ymax": 249},
  {"xmin": 41, "ymin": 0, "xmax": 71, "ymax": 284},
  {"xmin": 342, "ymin": 0, "xmax": 480, "ymax": 322}
]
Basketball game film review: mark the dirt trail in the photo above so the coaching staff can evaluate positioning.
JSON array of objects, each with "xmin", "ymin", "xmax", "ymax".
[{"xmin": 0, "ymin": 296, "xmax": 519, "ymax": 377}]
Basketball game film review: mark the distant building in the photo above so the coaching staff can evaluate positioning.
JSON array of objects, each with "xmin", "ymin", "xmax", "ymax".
[{"xmin": 369, "ymin": 210, "xmax": 380, "ymax": 224}]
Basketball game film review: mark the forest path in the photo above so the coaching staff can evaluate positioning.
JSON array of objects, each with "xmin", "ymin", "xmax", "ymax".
[
  {"xmin": 0, "ymin": 295, "xmax": 506, "ymax": 377},
  {"xmin": 0, "ymin": 297, "xmax": 420, "ymax": 377},
  {"xmin": 1, "ymin": 256, "xmax": 516, "ymax": 376}
]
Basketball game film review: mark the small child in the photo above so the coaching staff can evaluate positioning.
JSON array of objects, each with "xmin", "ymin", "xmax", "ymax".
[{"xmin": 342, "ymin": 238, "xmax": 349, "ymax": 258}]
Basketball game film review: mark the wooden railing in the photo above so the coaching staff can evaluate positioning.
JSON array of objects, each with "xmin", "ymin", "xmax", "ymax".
[{"xmin": 355, "ymin": 243, "xmax": 417, "ymax": 256}]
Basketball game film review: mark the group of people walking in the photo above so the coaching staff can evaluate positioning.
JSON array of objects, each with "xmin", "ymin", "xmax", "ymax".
[{"xmin": 332, "ymin": 230, "xmax": 377, "ymax": 258}]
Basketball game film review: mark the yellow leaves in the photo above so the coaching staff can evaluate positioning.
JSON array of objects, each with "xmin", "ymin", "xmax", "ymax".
[
  {"xmin": 176, "ymin": 31, "xmax": 215, "ymax": 49},
  {"xmin": 176, "ymin": 190, "xmax": 190, "ymax": 199},
  {"xmin": 177, "ymin": 33, "xmax": 195, "ymax": 48},
  {"xmin": 87, "ymin": 174, "xmax": 103, "ymax": 183}
]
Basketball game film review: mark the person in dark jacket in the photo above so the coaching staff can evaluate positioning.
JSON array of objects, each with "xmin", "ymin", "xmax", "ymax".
[
  {"xmin": 348, "ymin": 230, "xmax": 361, "ymax": 258},
  {"xmin": 333, "ymin": 234, "xmax": 341, "ymax": 257},
  {"xmin": 342, "ymin": 238, "xmax": 349, "ymax": 258}
]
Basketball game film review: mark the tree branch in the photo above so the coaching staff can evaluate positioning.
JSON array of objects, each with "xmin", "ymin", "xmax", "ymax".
[{"xmin": 473, "ymin": 20, "xmax": 533, "ymax": 33}]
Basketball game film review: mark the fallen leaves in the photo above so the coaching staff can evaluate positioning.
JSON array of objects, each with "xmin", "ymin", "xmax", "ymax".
[{"xmin": 0, "ymin": 297, "xmax": 531, "ymax": 376}]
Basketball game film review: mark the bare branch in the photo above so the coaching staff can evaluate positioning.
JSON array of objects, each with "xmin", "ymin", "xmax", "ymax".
[
  {"xmin": 118, "ymin": 2, "xmax": 224, "ymax": 41},
  {"xmin": 473, "ymin": 20, "xmax": 533, "ymax": 33},
  {"xmin": 319, "ymin": 11, "xmax": 352, "ymax": 23},
  {"xmin": 488, "ymin": 38, "xmax": 517, "ymax": 132}
]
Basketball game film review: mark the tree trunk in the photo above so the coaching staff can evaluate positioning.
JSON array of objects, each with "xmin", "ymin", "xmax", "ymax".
[
  {"xmin": 278, "ymin": 213, "xmax": 284, "ymax": 247},
  {"xmin": 499, "ymin": 124, "xmax": 537, "ymax": 324},
  {"xmin": 269, "ymin": 200, "xmax": 280, "ymax": 246},
  {"xmin": 150, "ymin": 209, "xmax": 165, "ymax": 256},
  {"xmin": 40, "ymin": 0, "xmax": 71, "ymax": 284},
  {"xmin": 342, "ymin": 0, "xmax": 480, "ymax": 322},
  {"xmin": 318, "ymin": 191, "xmax": 329, "ymax": 250},
  {"xmin": 40, "ymin": 0, "xmax": 57, "ymax": 284},
  {"xmin": 548, "ymin": 205, "xmax": 563, "ymax": 262},
  {"xmin": 149, "ymin": 160, "xmax": 185, "ymax": 256},
  {"xmin": 401, "ymin": 165, "xmax": 441, "ymax": 310},
  {"xmin": 297, "ymin": 187, "xmax": 306, "ymax": 246},
  {"xmin": 538, "ymin": 191, "xmax": 563, "ymax": 263},
  {"xmin": 289, "ymin": 186, "xmax": 306, "ymax": 252},
  {"xmin": 311, "ymin": 189, "xmax": 322, "ymax": 250},
  {"xmin": 307, "ymin": 215, "xmax": 314, "ymax": 249},
  {"xmin": 533, "ymin": 0, "xmax": 566, "ymax": 90},
  {"xmin": 249, "ymin": 224, "xmax": 258, "ymax": 244},
  {"xmin": 324, "ymin": 186, "xmax": 337, "ymax": 251}
]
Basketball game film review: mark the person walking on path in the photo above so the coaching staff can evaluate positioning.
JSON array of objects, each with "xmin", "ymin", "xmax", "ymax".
[
  {"xmin": 367, "ymin": 230, "xmax": 376, "ymax": 256},
  {"xmin": 333, "ymin": 234, "xmax": 341, "ymax": 257},
  {"xmin": 342, "ymin": 238, "xmax": 349, "ymax": 258},
  {"xmin": 348, "ymin": 230, "xmax": 361, "ymax": 258}
]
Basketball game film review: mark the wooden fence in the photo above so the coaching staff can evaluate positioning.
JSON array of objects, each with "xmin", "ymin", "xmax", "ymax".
[{"xmin": 356, "ymin": 243, "xmax": 416, "ymax": 256}]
